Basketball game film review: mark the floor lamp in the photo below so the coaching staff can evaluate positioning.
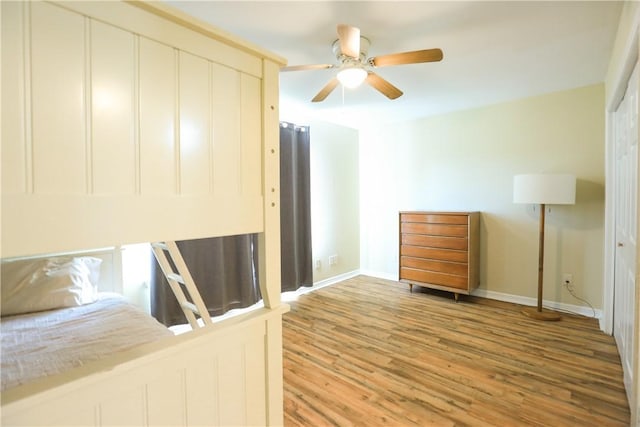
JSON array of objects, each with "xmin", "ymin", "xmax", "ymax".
[{"xmin": 513, "ymin": 174, "xmax": 576, "ymax": 321}]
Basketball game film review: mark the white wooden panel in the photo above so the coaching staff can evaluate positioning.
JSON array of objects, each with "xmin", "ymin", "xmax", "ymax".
[
  {"xmin": 2, "ymin": 0, "xmax": 281, "ymax": 258},
  {"xmin": 91, "ymin": 20, "xmax": 136, "ymax": 195},
  {"xmin": 185, "ymin": 356, "xmax": 219, "ymax": 425},
  {"xmin": 57, "ymin": 2, "xmax": 268, "ymax": 77},
  {"xmin": 218, "ymin": 344, "xmax": 247, "ymax": 425},
  {"xmin": 139, "ymin": 37, "xmax": 177, "ymax": 195},
  {"xmin": 1, "ymin": 2, "xmax": 27, "ymax": 194},
  {"xmin": 259, "ymin": 59, "xmax": 283, "ymax": 311},
  {"xmin": 147, "ymin": 369, "xmax": 186, "ymax": 426},
  {"xmin": 265, "ymin": 313, "xmax": 285, "ymax": 425},
  {"xmin": 2, "ymin": 194, "xmax": 263, "ymax": 258},
  {"xmin": 179, "ymin": 52, "xmax": 211, "ymax": 195},
  {"xmin": 30, "ymin": 2, "xmax": 86, "ymax": 194},
  {"xmin": 212, "ymin": 64, "xmax": 241, "ymax": 195},
  {"xmin": 100, "ymin": 387, "xmax": 146, "ymax": 426},
  {"xmin": 2, "ymin": 1, "xmax": 287, "ymax": 425},
  {"xmin": 245, "ymin": 328, "xmax": 267, "ymax": 425},
  {"xmin": 241, "ymin": 74, "xmax": 262, "ymax": 197},
  {"xmin": 2, "ymin": 306, "xmax": 287, "ymax": 427}
]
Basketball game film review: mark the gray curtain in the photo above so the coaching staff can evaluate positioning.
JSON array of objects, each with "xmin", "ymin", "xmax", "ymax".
[
  {"xmin": 150, "ymin": 234, "xmax": 261, "ymax": 327},
  {"xmin": 280, "ymin": 122, "xmax": 313, "ymax": 292}
]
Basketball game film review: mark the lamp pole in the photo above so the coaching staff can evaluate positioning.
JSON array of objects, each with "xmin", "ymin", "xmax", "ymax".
[
  {"xmin": 537, "ymin": 203, "xmax": 545, "ymax": 313},
  {"xmin": 522, "ymin": 203, "xmax": 561, "ymax": 321}
]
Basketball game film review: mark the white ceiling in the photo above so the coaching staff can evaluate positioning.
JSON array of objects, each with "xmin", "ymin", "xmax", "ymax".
[{"xmin": 168, "ymin": 1, "xmax": 623, "ymax": 129}]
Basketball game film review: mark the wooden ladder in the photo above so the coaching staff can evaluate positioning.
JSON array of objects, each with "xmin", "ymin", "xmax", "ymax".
[{"xmin": 151, "ymin": 241, "xmax": 213, "ymax": 329}]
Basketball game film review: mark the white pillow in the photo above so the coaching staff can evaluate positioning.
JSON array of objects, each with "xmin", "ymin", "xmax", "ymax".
[{"xmin": 1, "ymin": 256, "xmax": 102, "ymax": 317}]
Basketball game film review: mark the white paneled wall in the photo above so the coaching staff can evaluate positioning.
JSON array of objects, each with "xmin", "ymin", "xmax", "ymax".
[
  {"xmin": 31, "ymin": 2, "xmax": 87, "ymax": 194},
  {"xmin": 1, "ymin": 1, "xmax": 286, "ymax": 425},
  {"xmin": 241, "ymin": 74, "xmax": 263, "ymax": 197},
  {"xmin": 91, "ymin": 20, "xmax": 137, "ymax": 195},
  {"xmin": 139, "ymin": 37, "xmax": 177, "ymax": 195},
  {"xmin": 2, "ymin": 1, "xmax": 274, "ymax": 256},
  {"xmin": 1, "ymin": 1, "xmax": 27, "ymax": 194},
  {"xmin": 212, "ymin": 64, "xmax": 242, "ymax": 195},
  {"xmin": 179, "ymin": 52, "xmax": 211, "ymax": 195}
]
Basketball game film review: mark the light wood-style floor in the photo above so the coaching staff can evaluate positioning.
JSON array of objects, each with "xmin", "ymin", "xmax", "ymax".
[{"xmin": 283, "ymin": 275, "xmax": 630, "ymax": 427}]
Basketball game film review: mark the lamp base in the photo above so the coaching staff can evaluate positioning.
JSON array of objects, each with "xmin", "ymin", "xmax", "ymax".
[{"xmin": 521, "ymin": 307, "xmax": 561, "ymax": 321}]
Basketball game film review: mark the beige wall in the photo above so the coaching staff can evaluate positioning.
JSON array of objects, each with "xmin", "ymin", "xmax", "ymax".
[
  {"xmin": 309, "ymin": 120, "xmax": 360, "ymax": 282},
  {"xmin": 605, "ymin": 1, "xmax": 639, "ymax": 108},
  {"xmin": 359, "ymin": 84, "xmax": 605, "ymax": 309}
]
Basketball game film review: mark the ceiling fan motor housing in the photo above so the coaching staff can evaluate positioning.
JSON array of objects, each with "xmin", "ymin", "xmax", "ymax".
[{"xmin": 332, "ymin": 36, "xmax": 370, "ymax": 63}]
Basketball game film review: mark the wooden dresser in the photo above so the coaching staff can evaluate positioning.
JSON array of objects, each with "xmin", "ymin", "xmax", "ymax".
[{"xmin": 399, "ymin": 211, "xmax": 480, "ymax": 300}]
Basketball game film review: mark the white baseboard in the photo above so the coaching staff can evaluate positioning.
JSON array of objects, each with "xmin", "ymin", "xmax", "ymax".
[
  {"xmin": 471, "ymin": 288, "xmax": 602, "ymax": 320},
  {"xmin": 313, "ymin": 270, "xmax": 361, "ymax": 289},
  {"xmin": 281, "ymin": 270, "xmax": 360, "ymax": 301},
  {"xmin": 358, "ymin": 271, "xmax": 602, "ymax": 322},
  {"xmin": 358, "ymin": 269, "xmax": 397, "ymax": 282}
]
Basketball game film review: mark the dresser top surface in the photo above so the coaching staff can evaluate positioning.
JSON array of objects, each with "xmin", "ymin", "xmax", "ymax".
[{"xmin": 400, "ymin": 211, "xmax": 479, "ymax": 215}]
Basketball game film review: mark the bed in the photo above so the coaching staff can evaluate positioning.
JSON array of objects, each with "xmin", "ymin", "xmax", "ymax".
[
  {"xmin": 1, "ymin": 291, "xmax": 173, "ymax": 392},
  {"xmin": 1, "ymin": 1, "xmax": 287, "ymax": 425}
]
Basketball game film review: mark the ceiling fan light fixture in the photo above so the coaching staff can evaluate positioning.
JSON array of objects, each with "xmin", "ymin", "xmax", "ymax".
[{"xmin": 337, "ymin": 67, "xmax": 367, "ymax": 88}]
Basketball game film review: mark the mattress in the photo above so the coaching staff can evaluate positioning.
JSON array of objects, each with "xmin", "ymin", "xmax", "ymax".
[{"xmin": 1, "ymin": 293, "xmax": 174, "ymax": 391}]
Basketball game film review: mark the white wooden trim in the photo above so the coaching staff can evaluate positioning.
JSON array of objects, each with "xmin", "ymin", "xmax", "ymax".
[
  {"xmin": 311, "ymin": 270, "xmax": 361, "ymax": 290},
  {"xmin": 603, "ymin": 6, "xmax": 640, "ymax": 336},
  {"xmin": 1, "ymin": 306, "xmax": 288, "ymax": 426},
  {"xmin": 259, "ymin": 58, "xmax": 283, "ymax": 310},
  {"xmin": 603, "ymin": 110, "xmax": 617, "ymax": 335},
  {"xmin": 2, "ymin": 194, "xmax": 264, "ymax": 258},
  {"xmin": 603, "ymin": 7, "xmax": 640, "ymax": 423}
]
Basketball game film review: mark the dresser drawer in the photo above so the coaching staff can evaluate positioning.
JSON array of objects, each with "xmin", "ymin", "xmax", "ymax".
[
  {"xmin": 400, "ymin": 213, "xmax": 469, "ymax": 225},
  {"xmin": 400, "ymin": 256, "xmax": 468, "ymax": 277},
  {"xmin": 400, "ymin": 268, "xmax": 468, "ymax": 290},
  {"xmin": 400, "ymin": 245, "xmax": 468, "ymax": 263},
  {"xmin": 401, "ymin": 222, "xmax": 468, "ymax": 237},
  {"xmin": 402, "ymin": 234, "xmax": 468, "ymax": 251}
]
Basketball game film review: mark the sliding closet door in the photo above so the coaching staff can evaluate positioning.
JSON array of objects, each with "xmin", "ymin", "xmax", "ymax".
[{"xmin": 280, "ymin": 122, "xmax": 313, "ymax": 292}]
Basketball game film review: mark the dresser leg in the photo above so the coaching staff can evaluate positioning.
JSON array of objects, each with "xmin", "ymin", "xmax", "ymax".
[
  {"xmin": 409, "ymin": 283, "xmax": 413, "ymax": 293},
  {"xmin": 454, "ymin": 293, "xmax": 459, "ymax": 302}
]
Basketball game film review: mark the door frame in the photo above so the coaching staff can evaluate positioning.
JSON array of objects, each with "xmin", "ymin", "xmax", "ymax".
[{"xmin": 603, "ymin": 6, "xmax": 639, "ymax": 335}]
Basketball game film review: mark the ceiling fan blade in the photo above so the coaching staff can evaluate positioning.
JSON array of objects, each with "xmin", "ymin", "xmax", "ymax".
[
  {"xmin": 312, "ymin": 78, "xmax": 339, "ymax": 102},
  {"xmin": 370, "ymin": 48, "xmax": 443, "ymax": 68},
  {"xmin": 281, "ymin": 64, "xmax": 334, "ymax": 72},
  {"xmin": 366, "ymin": 72, "xmax": 403, "ymax": 100},
  {"xmin": 337, "ymin": 24, "xmax": 360, "ymax": 59}
]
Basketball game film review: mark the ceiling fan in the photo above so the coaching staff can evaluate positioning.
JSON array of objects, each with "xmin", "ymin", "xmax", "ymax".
[{"xmin": 281, "ymin": 24, "xmax": 443, "ymax": 103}]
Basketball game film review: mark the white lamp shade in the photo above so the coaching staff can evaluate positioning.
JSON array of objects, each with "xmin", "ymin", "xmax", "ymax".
[
  {"xmin": 513, "ymin": 174, "xmax": 576, "ymax": 205},
  {"xmin": 337, "ymin": 67, "xmax": 367, "ymax": 88}
]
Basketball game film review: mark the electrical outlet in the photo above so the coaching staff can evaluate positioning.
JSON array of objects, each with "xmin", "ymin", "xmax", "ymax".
[
  {"xmin": 315, "ymin": 259, "xmax": 321, "ymax": 270},
  {"xmin": 329, "ymin": 254, "xmax": 339, "ymax": 266},
  {"xmin": 563, "ymin": 273, "xmax": 573, "ymax": 287}
]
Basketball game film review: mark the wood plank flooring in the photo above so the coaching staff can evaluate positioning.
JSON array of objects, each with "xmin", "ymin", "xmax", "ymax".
[{"xmin": 283, "ymin": 275, "xmax": 630, "ymax": 427}]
